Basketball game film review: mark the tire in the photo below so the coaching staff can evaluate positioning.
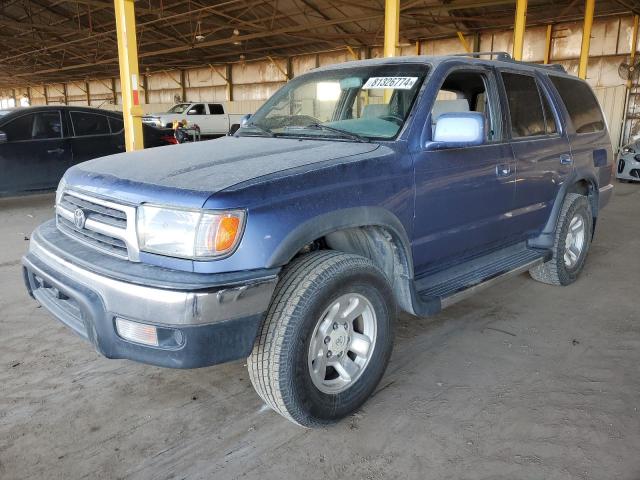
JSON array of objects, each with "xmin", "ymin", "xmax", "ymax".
[
  {"xmin": 529, "ymin": 193, "xmax": 593, "ymax": 286},
  {"xmin": 248, "ymin": 250, "xmax": 395, "ymax": 427}
]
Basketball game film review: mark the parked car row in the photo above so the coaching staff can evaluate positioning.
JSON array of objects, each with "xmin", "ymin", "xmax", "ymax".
[
  {"xmin": 0, "ymin": 106, "xmax": 177, "ymax": 196},
  {"xmin": 142, "ymin": 102, "xmax": 248, "ymax": 136}
]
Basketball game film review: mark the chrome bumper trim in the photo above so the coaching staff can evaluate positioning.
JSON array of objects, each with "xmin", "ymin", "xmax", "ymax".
[{"xmin": 29, "ymin": 233, "xmax": 277, "ymax": 327}]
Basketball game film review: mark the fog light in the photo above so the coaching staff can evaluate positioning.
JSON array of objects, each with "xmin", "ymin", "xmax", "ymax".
[{"xmin": 115, "ymin": 318, "xmax": 159, "ymax": 346}]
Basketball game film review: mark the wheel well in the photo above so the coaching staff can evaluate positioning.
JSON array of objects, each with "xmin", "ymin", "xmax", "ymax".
[
  {"xmin": 294, "ymin": 226, "xmax": 414, "ymax": 313},
  {"xmin": 567, "ymin": 179, "xmax": 598, "ymax": 217}
]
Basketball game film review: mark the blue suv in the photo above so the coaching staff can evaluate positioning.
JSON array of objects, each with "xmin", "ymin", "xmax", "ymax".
[{"xmin": 22, "ymin": 53, "xmax": 614, "ymax": 427}]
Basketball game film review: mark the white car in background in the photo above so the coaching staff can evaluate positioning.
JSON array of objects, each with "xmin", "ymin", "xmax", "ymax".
[
  {"xmin": 142, "ymin": 102, "xmax": 248, "ymax": 136},
  {"xmin": 616, "ymin": 138, "xmax": 640, "ymax": 182}
]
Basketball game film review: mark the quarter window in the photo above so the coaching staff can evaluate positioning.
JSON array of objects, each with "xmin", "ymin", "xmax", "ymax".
[
  {"xmin": 108, "ymin": 116, "xmax": 124, "ymax": 133},
  {"xmin": 501, "ymin": 72, "xmax": 546, "ymax": 138},
  {"xmin": 540, "ymin": 89, "xmax": 557, "ymax": 135},
  {"xmin": 549, "ymin": 76, "xmax": 605, "ymax": 134},
  {"xmin": 71, "ymin": 111, "xmax": 110, "ymax": 136}
]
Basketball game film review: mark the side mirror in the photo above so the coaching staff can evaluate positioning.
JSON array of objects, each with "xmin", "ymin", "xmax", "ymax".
[
  {"xmin": 240, "ymin": 114, "xmax": 252, "ymax": 126},
  {"xmin": 428, "ymin": 112, "xmax": 485, "ymax": 149},
  {"xmin": 187, "ymin": 109, "xmax": 197, "ymax": 115},
  {"xmin": 0, "ymin": 131, "xmax": 6, "ymax": 144}
]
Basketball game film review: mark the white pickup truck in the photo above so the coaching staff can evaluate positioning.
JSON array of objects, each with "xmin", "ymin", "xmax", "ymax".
[{"xmin": 142, "ymin": 102, "xmax": 248, "ymax": 136}]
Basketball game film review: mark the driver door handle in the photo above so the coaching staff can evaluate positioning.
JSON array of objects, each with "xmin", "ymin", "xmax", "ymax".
[
  {"xmin": 496, "ymin": 163, "xmax": 511, "ymax": 177},
  {"xmin": 47, "ymin": 148, "xmax": 65, "ymax": 154}
]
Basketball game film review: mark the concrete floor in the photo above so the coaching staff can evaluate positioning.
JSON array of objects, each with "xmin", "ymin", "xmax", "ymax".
[{"xmin": 1, "ymin": 184, "xmax": 639, "ymax": 480}]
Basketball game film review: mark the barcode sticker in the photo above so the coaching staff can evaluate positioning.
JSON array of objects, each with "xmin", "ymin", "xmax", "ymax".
[{"xmin": 362, "ymin": 77, "xmax": 418, "ymax": 90}]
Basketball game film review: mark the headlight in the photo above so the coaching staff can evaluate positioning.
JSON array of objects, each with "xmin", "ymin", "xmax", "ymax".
[
  {"xmin": 137, "ymin": 205, "xmax": 245, "ymax": 259},
  {"xmin": 55, "ymin": 177, "xmax": 67, "ymax": 205}
]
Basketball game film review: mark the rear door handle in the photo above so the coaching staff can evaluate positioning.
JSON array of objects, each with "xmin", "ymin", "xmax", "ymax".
[
  {"xmin": 47, "ymin": 148, "xmax": 64, "ymax": 154},
  {"xmin": 560, "ymin": 153, "xmax": 573, "ymax": 165},
  {"xmin": 496, "ymin": 163, "xmax": 511, "ymax": 177}
]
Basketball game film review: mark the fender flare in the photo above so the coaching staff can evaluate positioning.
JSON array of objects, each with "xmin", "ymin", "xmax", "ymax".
[
  {"xmin": 529, "ymin": 172, "xmax": 599, "ymax": 249},
  {"xmin": 266, "ymin": 206, "xmax": 414, "ymax": 276}
]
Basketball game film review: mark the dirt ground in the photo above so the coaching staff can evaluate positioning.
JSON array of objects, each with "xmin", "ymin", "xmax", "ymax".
[{"xmin": 1, "ymin": 184, "xmax": 639, "ymax": 480}]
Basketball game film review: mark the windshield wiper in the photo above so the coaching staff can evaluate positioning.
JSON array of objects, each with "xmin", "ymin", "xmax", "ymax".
[
  {"xmin": 243, "ymin": 122, "xmax": 275, "ymax": 137},
  {"xmin": 304, "ymin": 124, "xmax": 369, "ymax": 142}
]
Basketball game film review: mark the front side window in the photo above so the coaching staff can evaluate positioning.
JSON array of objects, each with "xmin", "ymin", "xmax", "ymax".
[
  {"xmin": 187, "ymin": 104, "xmax": 206, "ymax": 115},
  {"xmin": 168, "ymin": 103, "xmax": 190, "ymax": 114},
  {"xmin": 240, "ymin": 64, "xmax": 428, "ymax": 141},
  {"xmin": 71, "ymin": 111, "xmax": 110, "ymax": 136},
  {"xmin": 501, "ymin": 72, "xmax": 546, "ymax": 138},
  {"xmin": 1, "ymin": 111, "xmax": 62, "ymax": 141},
  {"xmin": 549, "ymin": 76, "xmax": 605, "ymax": 134},
  {"xmin": 32, "ymin": 111, "xmax": 63, "ymax": 139},
  {"xmin": 431, "ymin": 70, "xmax": 500, "ymax": 142},
  {"xmin": 1, "ymin": 113, "xmax": 35, "ymax": 142}
]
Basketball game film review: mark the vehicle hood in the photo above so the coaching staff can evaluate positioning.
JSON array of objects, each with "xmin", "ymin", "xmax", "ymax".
[{"xmin": 65, "ymin": 136, "xmax": 379, "ymax": 208}]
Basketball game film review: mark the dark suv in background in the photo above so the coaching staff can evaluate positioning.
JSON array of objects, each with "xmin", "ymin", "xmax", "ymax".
[
  {"xmin": 0, "ymin": 106, "xmax": 176, "ymax": 196},
  {"xmin": 22, "ymin": 54, "xmax": 613, "ymax": 427}
]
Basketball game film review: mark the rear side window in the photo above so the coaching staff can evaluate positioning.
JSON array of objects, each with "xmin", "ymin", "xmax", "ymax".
[
  {"xmin": 71, "ymin": 111, "xmax": 110, "ymax": 136},
  {"xmin": 208, "ymin": 104, "xmax": 224, "ymax": 114},
  {"xmin": 549, "ymin": 76, "xmax": 604, "ymax": 134},
  {"xmin": 108, "ymin": 116, "xmax": 124, "ymax": 133},
  {"xmin": 501, "ymin": 72, "xmax": 546, "ymax": 138},
  {"xmin": 2, "ymin": 113, "xmax": 34, "ymax": 142}
]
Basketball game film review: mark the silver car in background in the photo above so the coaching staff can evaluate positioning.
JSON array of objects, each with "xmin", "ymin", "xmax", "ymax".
[{"xmin": 617, "ymin": 139, "xmax": 640, "ymax": 182}]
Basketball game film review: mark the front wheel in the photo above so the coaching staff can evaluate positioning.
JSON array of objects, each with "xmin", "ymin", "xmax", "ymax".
[
  {"xmin": 529, "ymin": 193, "xmax": 593, "ymax": 286},
  {"xmin": 248, "ymin": 251, "xmax": 395, "ymax": 427}
]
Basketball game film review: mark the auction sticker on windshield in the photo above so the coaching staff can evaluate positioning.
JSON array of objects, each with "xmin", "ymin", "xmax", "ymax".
[{"xmin": 362, "ymin": 77, "xmax": 418, "ymax": 90}]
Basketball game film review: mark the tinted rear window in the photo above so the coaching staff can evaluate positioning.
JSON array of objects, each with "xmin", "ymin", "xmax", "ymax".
[
  {"xmin": 549, "ymin": 76, "xmax": 605, "ymax": 134},
  {"xmin": 501, "ymin": 72, "xmax": 546, "ymax": 138},
  {"xmin": 71, "ymin": 111, "xmax": 111, "ymax": 136},
  {"xmin": 209, "ymin": 104, "xmax": 224, "ymax": 114}
]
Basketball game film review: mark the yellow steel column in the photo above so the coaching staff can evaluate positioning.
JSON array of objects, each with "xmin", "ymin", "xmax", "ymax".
[
  {"xmin": 114, "ymin": 0, "xmax": 144, "ymax": 151},
  {"xmin": 384, "ymin": 0, "xmax": 400, "ymax": 58},
  {"xmin": 513, "ymin": 0, "xmax": 527, "ymax": 61},
  {"xmin": 544, "ymin": 24, "xmax": 553, "ymax": 64},
  {"xmin": 578, "ymin": 0, "xmax": 595, "ymax": 80},
  {"xmin": 629, "ymin": 15, "xmax": 639, "ymax": 88}
]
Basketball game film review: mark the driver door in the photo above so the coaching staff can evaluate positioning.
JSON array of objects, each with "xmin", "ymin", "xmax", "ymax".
[{"xmin": 411, "ymin": 66, "xmax": 518, "ymax": 275}]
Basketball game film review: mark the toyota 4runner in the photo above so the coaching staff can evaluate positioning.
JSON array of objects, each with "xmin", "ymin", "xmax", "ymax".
[{"xmin": 22, "ymin": 53, "xmax": 614, "ymax": 427}]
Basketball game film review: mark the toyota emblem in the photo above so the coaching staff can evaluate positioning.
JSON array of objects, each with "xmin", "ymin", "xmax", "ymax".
[{"xmin": 73, "ymin": 208, "xmax": 86, "ymax": 229}]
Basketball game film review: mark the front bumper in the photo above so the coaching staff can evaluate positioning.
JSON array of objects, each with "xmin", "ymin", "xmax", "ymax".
[
  {"xmin": 22, "ymin": 221, "xmax": 278, "ymax": 368},
  {"xmin": 616, "ymin": 154, "xmax": 640, "ymax": 181}
]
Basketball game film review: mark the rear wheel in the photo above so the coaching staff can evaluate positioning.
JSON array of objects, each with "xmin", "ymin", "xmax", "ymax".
[
  {"xmin": 529, "ymin": 193, "xmax": 593, "ymax": 286},
  {"xmin": 248, "ymin": 251, "xmax": 395, "ymax": 427}
]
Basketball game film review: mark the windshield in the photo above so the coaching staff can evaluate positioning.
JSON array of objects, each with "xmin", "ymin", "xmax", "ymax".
[
  {"xmin": 167, "ymin": 103, "xmax": 191, "ymax": 114},
  {"xmin": 239, "ymin": 64, "xmax": 428, "ymax": 141}
]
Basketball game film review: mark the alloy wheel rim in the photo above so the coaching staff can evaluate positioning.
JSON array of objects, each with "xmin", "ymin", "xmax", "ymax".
[
  {"xmin": 307, "ymin": 293, "xmax": 377, "ymax": 394},
  {"xmin": 564, "ymin": 213, "xmax": 586, "ymax": 268}
]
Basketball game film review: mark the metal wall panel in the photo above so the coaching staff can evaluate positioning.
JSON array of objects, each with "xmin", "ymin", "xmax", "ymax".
[{"xmin": 594, "ymin": 85, "xmax": 627, "ymax": 152}]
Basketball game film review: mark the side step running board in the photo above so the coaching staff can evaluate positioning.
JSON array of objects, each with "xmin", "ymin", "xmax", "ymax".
[{"xmin": 412, "ymin": 244, "xmax": 550, "ymax": 315}]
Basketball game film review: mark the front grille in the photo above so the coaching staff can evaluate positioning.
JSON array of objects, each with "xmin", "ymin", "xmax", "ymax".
[
  {"xmin": 56, "ymin": 190, "xmax": 138, "ymax": 261},
  {"xmin": 58, "ymin": 216, "xmax": 128, "ymax": 257}
]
